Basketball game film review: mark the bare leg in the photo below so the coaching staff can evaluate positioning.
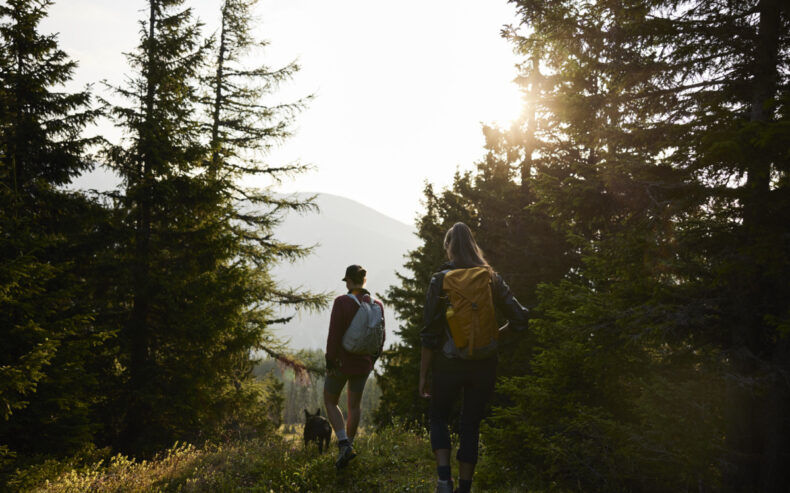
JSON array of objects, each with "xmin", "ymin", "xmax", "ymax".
[
  {"xmin": 323, "ymin": 389, "xmax": 345, "ymax": 440},
  {"xmin": 345, "ymin": 389, "xmax": 363, "ymax": 441}
]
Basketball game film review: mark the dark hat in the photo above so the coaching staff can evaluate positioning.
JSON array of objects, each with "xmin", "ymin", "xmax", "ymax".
[{"xmin": 342, "ymin": 264, "xmax": 366, "ymax": 282}]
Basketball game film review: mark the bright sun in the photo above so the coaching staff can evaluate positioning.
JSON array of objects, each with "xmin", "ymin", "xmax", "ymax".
[{"xmin": 484, "ymin": 81, "xmax": 524, "ymax": 128}]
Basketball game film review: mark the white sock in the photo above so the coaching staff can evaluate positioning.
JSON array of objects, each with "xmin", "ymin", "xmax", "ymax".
[{"xmin": 336, "ymin": 429, "xmax": 348, "ymax": 442}]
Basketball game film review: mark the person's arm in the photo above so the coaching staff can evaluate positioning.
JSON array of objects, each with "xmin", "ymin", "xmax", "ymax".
[
  {"xmin": 492, "ymin": 273, "xmax": 529, "ymax": 332},
  {"xmin": 379, "ymin": 300, "xmax": 386, "ymax": 356},
  {"xmin": 419, "ymin": 273, "xmax": 444, "ymax": 398},
  {"xmin": 325, "ymin": 297, "xmax": 345, "ymax": 370},
  {"xmin": 420, "ymin": 273, "xmax": 444, "ymax": 349},
  {"xmin": 373, "ymin": 299, "xmax": 386, "ymax": 362},
  {"xmin": 419, "ymin": 346, "xmax": 433, "ymax": 398}
]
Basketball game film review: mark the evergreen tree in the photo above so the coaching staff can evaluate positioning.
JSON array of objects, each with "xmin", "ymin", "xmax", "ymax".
[
  {"xmin": 198, "ymin": 0, "xmax": 325, "ymax": 437},
  {"xmin": 102, "ymin": 0, "xmax": 220, "ymax": 454},
  {"xmin": 101, "ymin": 0, "xmax": 323, "ymax": 455},
  {"xmin": 0, "ymin": 0, "xmax": 107, "ymax": 460},
  {"xmin": 201, "ymin": 0, "xmax": 321, "ymax": 310}
]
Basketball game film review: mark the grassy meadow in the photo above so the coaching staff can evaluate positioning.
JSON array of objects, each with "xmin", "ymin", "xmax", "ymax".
[{"xmin": 5, "ymin": 424, "xmax": 528, "ymax": 493}]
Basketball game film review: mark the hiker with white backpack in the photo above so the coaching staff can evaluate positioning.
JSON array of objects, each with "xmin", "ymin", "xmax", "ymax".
[
  {"xmin": 419, "ymin": 222, "xmax": 530, "ymax": 493},
  {"xmin": 324, "ymin": 264, "xmax": 385, "ymax": 470}
]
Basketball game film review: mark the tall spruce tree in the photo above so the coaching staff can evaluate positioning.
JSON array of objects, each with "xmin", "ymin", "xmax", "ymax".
[
  {"xmin": 202, "ymin": 0, "xmax": 319, "ymax": 286},
  {"xmin": 102, "ymin": 0, "xmax": 323, "ymax": 454},
  {"xmin": 0, "ymin": 0, "xmax": 107, "ymax": 460},
  {"xmin": 102, "ymin": 0, "xmax": 218, "ymax": 454},
  {"xmin": 481, "ymin": 8, "xmax": 688, "ymax": 489},
  {"xmin": 195, "ymin": 0, "xmax": 325, "ymax": 440}
]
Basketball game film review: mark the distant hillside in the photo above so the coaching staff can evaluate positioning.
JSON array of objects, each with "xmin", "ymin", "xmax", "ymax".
[{"xmin": 269, "ymin": 193, "xmax": 420, "ymax": 350}]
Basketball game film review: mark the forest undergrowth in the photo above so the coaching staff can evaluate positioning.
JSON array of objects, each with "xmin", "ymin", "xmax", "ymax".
[{"xmin": 5, "ymin": 424, "xmax": 527, "ymax": 493}]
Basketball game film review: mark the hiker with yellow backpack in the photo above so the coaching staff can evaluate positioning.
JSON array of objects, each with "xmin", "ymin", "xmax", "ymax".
[{"xmin": 419, "ymin": 222, "xmax": 529, "ymax": 493}]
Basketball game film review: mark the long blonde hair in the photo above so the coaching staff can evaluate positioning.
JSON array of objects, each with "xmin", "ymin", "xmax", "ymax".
[{"xmin": 443, "ymin": 222, "xmax": 492, "ymax": 272}]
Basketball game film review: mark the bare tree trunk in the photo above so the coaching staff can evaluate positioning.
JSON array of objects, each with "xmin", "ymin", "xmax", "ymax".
[{"xmin": 727, "ymin": 0, "xmax": 786, "ymax": 491}]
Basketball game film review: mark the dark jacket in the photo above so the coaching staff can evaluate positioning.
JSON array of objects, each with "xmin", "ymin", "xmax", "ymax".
[
  {"xmin": 420, "ymin": 262, "xmax": 529, "ymax": 352},
  {"xmin": 325, "ymin": 289, "xmax": 385, "ymax": 376}
]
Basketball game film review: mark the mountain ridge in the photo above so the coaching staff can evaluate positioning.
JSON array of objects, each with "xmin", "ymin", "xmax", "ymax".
[{"xmin": 269, "ymin": 193, "xmax": 420, "ymax": 349}]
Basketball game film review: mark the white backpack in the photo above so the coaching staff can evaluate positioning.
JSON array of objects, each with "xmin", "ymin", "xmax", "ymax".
[{"xmin": 341, "ymin": 294, "xmax": 385, "ymax": 355}]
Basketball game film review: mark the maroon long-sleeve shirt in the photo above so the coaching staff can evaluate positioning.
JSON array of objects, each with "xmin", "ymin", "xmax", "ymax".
[{"xmin": 325, "ymin": 289, "xmax": 385, "ymax": 376}]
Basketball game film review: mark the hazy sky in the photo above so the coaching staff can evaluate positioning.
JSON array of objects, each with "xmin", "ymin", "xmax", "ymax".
[{"xmin": 43, "ymin": 0, "xmax": 523, "ymax": 224}]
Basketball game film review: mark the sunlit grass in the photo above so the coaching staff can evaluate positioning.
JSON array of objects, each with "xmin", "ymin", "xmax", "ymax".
[
  {"xmin": 10, "ymin": 424, "xmax": 533, "ymax": 492},
  {"xmin": 10, "ymin": 427, "xmax": 430, "ymax": 492}
]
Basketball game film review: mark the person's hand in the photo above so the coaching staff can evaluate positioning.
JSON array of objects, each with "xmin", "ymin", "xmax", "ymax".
[{"xmin": 419, "ymin": 374, "xmax": 431, "ymax": 399}]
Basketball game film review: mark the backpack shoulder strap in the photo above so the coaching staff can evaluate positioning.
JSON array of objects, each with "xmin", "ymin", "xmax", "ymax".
[{"xmin": 346, "ymin": 293, "xmax": 361, "ymax": 306}]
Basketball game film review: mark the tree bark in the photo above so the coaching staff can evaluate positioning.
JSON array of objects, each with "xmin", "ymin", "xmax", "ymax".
[{"xmin": 727, "ymin": 0, "xmax": 785, "ymax": 491}]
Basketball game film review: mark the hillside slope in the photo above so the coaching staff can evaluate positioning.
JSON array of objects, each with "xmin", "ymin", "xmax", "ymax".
[{"xmin": 270, "ymin": 193, "xmax": 420, "ymax": 349}]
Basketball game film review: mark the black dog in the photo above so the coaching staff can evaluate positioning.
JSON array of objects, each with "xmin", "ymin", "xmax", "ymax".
[{"xmin": 303, "ymin": 408, "xmax": 332, "ymax": 453}]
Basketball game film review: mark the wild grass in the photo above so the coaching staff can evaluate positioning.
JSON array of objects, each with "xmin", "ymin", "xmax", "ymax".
[{"xmin": 7, "ymin": 424, "xmax": 529, "ymax": 492}]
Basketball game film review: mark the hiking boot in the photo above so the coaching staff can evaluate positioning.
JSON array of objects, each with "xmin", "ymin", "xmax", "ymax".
[
  {"xmin": 335, "ymin": 443, "xmax": 356, "ymax": 470},
  {"xmin": 434, "ymin": 479, "xmax": 454, "ymax": 493}
]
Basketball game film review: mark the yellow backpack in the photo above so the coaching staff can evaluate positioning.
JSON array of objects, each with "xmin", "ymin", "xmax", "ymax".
[{"xmin": 442, "ymin": 267, "xmax": 498, "ymax": 359}]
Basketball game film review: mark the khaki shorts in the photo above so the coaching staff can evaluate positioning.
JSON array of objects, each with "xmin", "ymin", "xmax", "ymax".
[{"xmin": 324, "ymin": 371, "xmax": 370, "ymax": 395}]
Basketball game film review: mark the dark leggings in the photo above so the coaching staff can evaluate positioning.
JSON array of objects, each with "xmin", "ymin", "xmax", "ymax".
[{"xmin": 429, "ymin": 353, "xmax": 497, "ymax": 464}]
